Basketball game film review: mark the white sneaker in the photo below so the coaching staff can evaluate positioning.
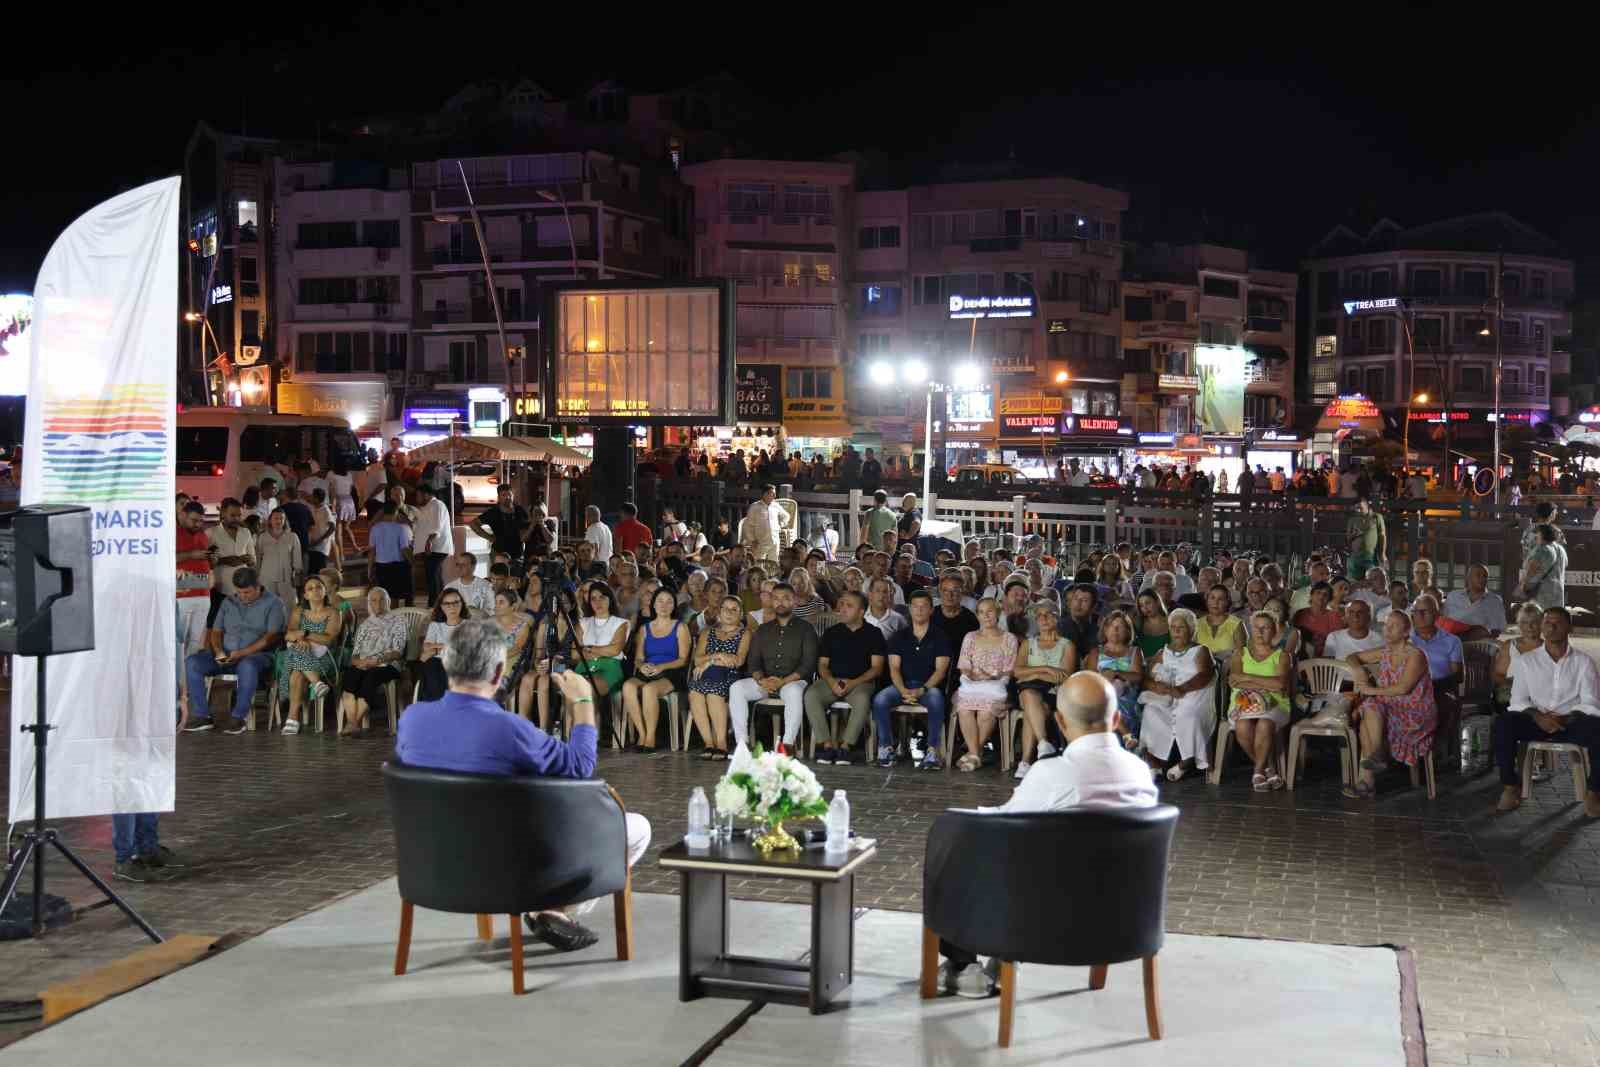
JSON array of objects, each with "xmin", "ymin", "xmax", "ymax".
[
  {"xmin": 1037, "ymin": 741, "xmax": 1058, "ymax": 759},
  {"xmin": 282, "ymin": 719, "xmax": 300, "ymax": 735},
  {"xmin": 1014, "ymin": 760, "xmax": 1031, "ymax": 780}
]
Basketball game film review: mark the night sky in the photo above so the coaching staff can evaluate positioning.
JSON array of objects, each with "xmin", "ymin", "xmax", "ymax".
[{"xmin": 7, "ymin": 5, "xmax": 1600, "ymax": 295}]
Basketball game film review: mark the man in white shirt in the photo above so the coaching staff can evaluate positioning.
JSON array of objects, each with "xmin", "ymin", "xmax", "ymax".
[
  {"xmin": 1348, "ymin": 567, "xmax": 1389, "ymax": 612},
  {"xmin": 1324, "ymin": 599, "xmax": 1387, "ymax": 663},
  {"xmin": 1492, "ymin": 606, "xmax": 1600, "ymax": 816},
  {"xmin": 1442, "ymin": 564, "xmax": 1506, "ymax": 634},
  {"xmin": 253, "ymin": 479, "xmax": 280, "ymax": 523},
  {"xmin": 412, "ymin": 482, "xmax": 454, "ymax": 604},
  {"xmin": 742, "ymin": 483, "xmax": 791, "ymax": 565},
  {"xmin": 444, "ymin": 551, "xmax": 497, "ymax": 616},
  {"xmin": 865, "ymin": 578, "xmax": 908, "ymax": 641},
  {"xmin": 583, "ymin": 505, "xmax": 613, "ymax": 567},
  {"xmin": 1139, "ymin": 556, "xmax": 1195, "ymax": 597},
  {"xmin": 937, "ymin": 672, "xmax": 1158, "ymax": 995}
]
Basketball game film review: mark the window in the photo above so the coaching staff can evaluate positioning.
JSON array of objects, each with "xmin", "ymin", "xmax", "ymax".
[
  {"xmin": 364, "ymin": 220, "xmax": 400, "ymax": 248},
  {"xmin": 1503, "ymin": 319, "xmax": 1522, "ymax": 340},
  {"xmin": 240, "ymin": 256, "xmax": 258, "ymax": 283},
  {"xmin": 361, "ymin": 277, "xmax": 400, "ymax": 305},
  {"xmin": 1459, "ymin": 269, "xmax": 1489, "ymax": 300},
  {"xmin": 1410, "ymin": 268, "xmax": 1442, "ymax": 298},
  {"xmin": 858, "ymin": 225, "xmax": 900, "ymax": 249},
  {"xmin": 448, "ymin": 339, "xmax": 479, "ymax": 383},
  {"xmin": 1413, "ymin": 366, "xmax": 1441, "ymax": 399},
  {"xmin": 1362, "ymin": 367, "xmax": 1387, "ymax": 402},
  {"xmin": 1345, "ymin": 270, "xmax": 1366, "ymax": 296},
  {"xmin": 1533, "ymin": 367, "xmax": 1547, "ymax": 392},
  {"xmin": 1502, "ymin": 273, "xmax": 1522, "ymax": 297},
  {"xmin": 1248, "ymin": 293, "xmax": 1289, "ymax": 319},
  {"xmin": 786, "ymin": 369, "xmax": 833, "ymax": 398},
  {"xmin": 1413, "ymin": 317, "xmax": 1443, "ymax": 349},
  {"xmin": 1459, "ymin": 366, "xmax": 1487, "ymax": 393},
  {"xmin": 237, "ymin": 200, "xmax": 258, "ymax": 238},
  {"xmin": 1165, "ymin": 300, "xmax": 1188, "ymax": 322},
  {"xmin": 240, "ymin": 310, "xmax": 260, "ymax": 341},
  {"xmin": 621, "ymin": 219, "xmax": 643, "ymax": 254},
  {"xmin": 1124, "ymin": 296, "xmax": 1153, "ymax": 322},
  {"xmin": 1370, "ymin": 270, "xmax": 1393, "ymax": 297},
  {"xmin": 782, "ymin": 259, "xmax": 801, "ymax": 287},
  {"xmin": 1002, "ymin": 271, "xmax": 1034, "ymax": 297},
  {"xmin": 1366, "ymin": 318, "xmax": 1389, "ymax": 351},
  {"xmin": 858, "ymin": 332, "xmax": 892, "ymax": 358},
  {"xmin": 1202, "ymin": 276, "xmax": 1240, "ymax": 299},
  {"xmin": 1531, "ymin": 273, "xmax": 1547, "ymax": 298},
  {"xmin": 536, "ymin": 213, "xmax": 590, "ymax": 246},
  {"xmin": 352, "ymin": 332, "xmax": 371, "ymax": 372},
  {"xmin": 781, "ymin": 184, "xmax": 831, "ymax": 220},
  {"xmin": 725, "ymin": 182, "xmax": 774, "ymax": 216},
  {"xmin": 1533, "ymin": 320, "xmax": 1547, "ymax": 350},
  {"xmin": 1503, "ymin": 366, "xmax": 1521, "ymax": 389},
  {"xmin": 298, "ymin": 277, "xmax": 359, "ymax": 304},
  {"xmin": 778, "ymin": 306, "xmax": 832, "ymax": 339},
  {"xmin": 1200, "ymin": 320, "xmax": 1237, "ymax": 346},
  {"xmin": 859, "ymin": 285, "xmax": 902, "ymax": 317},
  {"xmin": 1317, "ymin": 271, "xmax": 1339, "ymax": 311},
  {"xmin": 1347, "ymin": 318, "xmax": 1364, "ymax": 354},
  {"xmin": 736, "ymin": 305, "xmax": 775, "ymax": 338},
  {"xmin": 1459, "ymin": 316, "xmax": 1488, "ymax": 341},
  {"xmin": 1344, "ymin": 368, "xmax": 1361, "ymax": 394}
]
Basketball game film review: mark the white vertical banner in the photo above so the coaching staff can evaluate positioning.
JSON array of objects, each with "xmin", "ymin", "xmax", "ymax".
[{"xmin": 9, "ymin": 176, "xmax": 180, "ymax": 822}]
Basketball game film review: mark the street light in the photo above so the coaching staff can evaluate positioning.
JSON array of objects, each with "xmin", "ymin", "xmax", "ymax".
[
  {"xmin": 1054, "ymin": 370, "xmax": 1069, "ymax": 384},
  {"xmin": 868, "ymin": 358, "xmax": 984, "ymax": 511}
]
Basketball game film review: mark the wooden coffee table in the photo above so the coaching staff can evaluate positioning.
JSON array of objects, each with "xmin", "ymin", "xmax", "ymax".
[{"xmin": 659, "ymin": 834, "xmax": 877, "ymax": 1014}]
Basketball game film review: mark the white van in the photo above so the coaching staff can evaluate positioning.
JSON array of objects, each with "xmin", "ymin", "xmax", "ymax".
[{"xmin": 176, "ymin": 409, "xmax": 367, "ymax": 510}]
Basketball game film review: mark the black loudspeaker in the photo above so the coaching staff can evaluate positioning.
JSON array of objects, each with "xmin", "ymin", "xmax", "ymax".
[
  {"xmin": 0, "ymin": 505, "xmax": 95, "ymax": 656},
  {"xmin": 588, "ymin": 426, "xmax": 636, "ymax": 520}
]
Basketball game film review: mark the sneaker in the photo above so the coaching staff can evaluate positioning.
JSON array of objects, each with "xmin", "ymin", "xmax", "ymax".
[
  {"xmin": 833, "ymin": 745, "xmax": 855, "ymax": 766},
  {"xmin": 139, "ymin": 846, "xmax": 187, "ymax": 869},
  {"xmin": 876, "ymin": 745, "xmax": 897, "ymax": 769},
  {"xmin": 113, "ymin": 858, "xmax": 173, "ymax": 883},
  {"xmin": 182, "ymin": 718, "xmax": 215, "ymax": 733},
  {"xmin": 282, "ymin": 719, "xmax": 300, "ymax": 736},
  {"xmin": 815, "ymin": 746, "xmax": 835, "ymax": 765},
  {"xmin": 918, "ymin": 749, "xmax": 942, "ymax": 771},
  {"xmin": 951, "ymin": 960, "xmax": 995, "ymax": 998},
  {"xmin": 909, "ymin": 735, "xmax": 926, "ymax": 762},
  {"xmin": 936, "ymin": 960, "xmax": 964, "ymax": 995},
  {"xmin": 1037, "ymin": 740, "xmax": 1058, "ymax": 759},
  {"xmin": 1014, "ymin": 759, "xmax": 1032, "ymax": 780},
  {"xmin": 223, "ymin": 718, "xmax": 249, "ymax": 735}
]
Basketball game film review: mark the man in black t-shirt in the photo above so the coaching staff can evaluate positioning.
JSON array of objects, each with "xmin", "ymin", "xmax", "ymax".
[
  {"xmin": 932, "ymin": 575, "xmax": 979, "ymax": 670},
  {"xmin": 1057, "ymin": 583, "xmax": 1100, "ymax": 662},
  {"xmin": 470, "ymin": 486, "xmax": 531, "ymax": 559},
  {"xmin": 804, "ymin": 591, "xmax": 887, "ymax": 764}
]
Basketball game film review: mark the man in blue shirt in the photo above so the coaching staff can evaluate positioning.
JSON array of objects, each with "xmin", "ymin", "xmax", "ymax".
[
  {"xmin": 183, "ymin": 567, "xmax": 286, "ymax": 734},
  {"xmin": 368, "ymin": 501, "xmax": 415, "ymax": 606},
  {"xmin": 873, "ymin": 588, "xmax": 952, "ymax": 769},
  {"xmin": 396, "ymin": 619, "xmax": 651, "ymax": 952}
]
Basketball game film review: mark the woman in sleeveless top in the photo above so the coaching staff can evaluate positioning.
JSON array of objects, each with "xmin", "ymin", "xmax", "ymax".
[
  {"xmin": 491, "ymin": 589, "xmax": 534, "ymax": 707},
  {"xmin": 1228, "ymin": 610, "xmax": 1294, "ymax": 791},
  {"xmin": 621, "ymin": 588, "xmax": 692, "ymax": 752},
  {"xmin": 689, "ymin": 596, "xmax": 753, "ymax": 759},
  {"xmin": 1140, "ymin": 607, "xmax": 1216, "ymax": 781},
  {"xmin": 1012, "ymin": 600, "xmax": 1076, "ymax": 775},
  {"xmin": 278, "ymin": 575, "xmax": 343, "ymax": 735},
  {"xmin": 1343, "ymin": 609, "xmax": 1437, "ymax": 799},
  {"xmin": 1196, "ymin": 585, "xmax": 1244, "ymax": 660},
  {"xmin": 1135, "ymin": 590, "xmax": 1171, "ymax": 660},
  {"xmin": 1093, "ymin": 609, "xmax": 1146, "ymax": 748},
  {"xmin": 952, "ymin": 598, "xmax": 1020, "ymax": 772},
  {"xmin": 1491, "ymin": 603, "xmax": 1544, "ymax": 706}
]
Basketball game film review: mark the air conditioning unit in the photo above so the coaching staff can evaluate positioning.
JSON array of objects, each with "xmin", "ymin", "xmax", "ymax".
[
  {"xmin": 238, "ymin": 345, "xmax": 262, "ymax": 366},
  {"xmin": 278, "ymin": 362, "xmax": 293, "ymax": 382}
]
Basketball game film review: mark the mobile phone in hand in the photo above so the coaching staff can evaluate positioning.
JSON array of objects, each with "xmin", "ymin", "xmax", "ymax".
[{"xmin": 552, "ymin": 657, "xmax": 567, "ymax": 674}]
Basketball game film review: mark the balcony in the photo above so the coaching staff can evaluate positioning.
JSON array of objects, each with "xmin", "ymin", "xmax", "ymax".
[
  {"xmin": 728, "ymin": 274, "xmax": 840, "ymax": 303},
  {"xmin": 293, "ymin": 244, "xmax": 402, "ymax": 273},
  {"xmin": 1402, "ymin": 286, "xmax": 1573, "ymax": 308},
  {"xmin": 1245, "ymin": 316, "xmax": 1286, "ymax": 334},
  {"xmin": 1244, "ymin": 360, "xmax": 1290, "ymax": 387},
  {"xmin": 736, "ymin": 336, "xmax": 839, "ymax": 366},
  {"xmin": 293, "ymin": 302, "xmax": 407, "ymax": 324},
  {"xmin": 1449, "ymin": 383, "xmax": 1550, "ymax": 406},
  {"xmin": 720, "ymin": 213, "xmax": 838, "ymax": 251}
]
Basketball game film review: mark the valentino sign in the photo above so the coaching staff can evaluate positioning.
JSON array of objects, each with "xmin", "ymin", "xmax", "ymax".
[{"xmin": 948, "ymin": 294, "xmax": 1034, "ymax": 320}]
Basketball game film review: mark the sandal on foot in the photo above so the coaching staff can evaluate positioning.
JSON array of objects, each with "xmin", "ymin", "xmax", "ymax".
[
  {"xmin": 1251, "ymin": 772, "xmax": 1269, "ymax": 791},
  {"xmin": 1165, "ymin": 763, "xmax": 1188, "ymax": 782},
  {"xmin": 1359, "ymin": 757, "xmax": 1389, "ymax": 773},
  {"xmin": 1266, "ymin": 771, "xmax": 1285, "ymax": 791},
  {"xmin": 1342, "ymin": 781, "xmax": 1376, "ymax": 799}
]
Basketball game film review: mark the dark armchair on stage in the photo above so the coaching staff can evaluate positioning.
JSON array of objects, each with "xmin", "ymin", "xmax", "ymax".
[
  {"xmin": 920, "ymin": 805, "xmax": 1179, "ymax": 1048},
  {"xmin": 384, "ymin": 763, "xmax": 635, "ymax": 994}
]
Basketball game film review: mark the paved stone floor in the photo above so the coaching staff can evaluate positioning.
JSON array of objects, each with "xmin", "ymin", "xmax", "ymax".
[{"xmin": 1, "ymin": 716, "xmax": 1597, "ymax": 1064}]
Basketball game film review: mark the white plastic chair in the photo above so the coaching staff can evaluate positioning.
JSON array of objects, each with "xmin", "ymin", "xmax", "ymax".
[
  {"xmin": 1520, "ymin": 742, "xmax": 1593, "ymax": 802},
  {"xmin": 1285, "ymin": 659, "xmax": 1359, "ymax": 790}
]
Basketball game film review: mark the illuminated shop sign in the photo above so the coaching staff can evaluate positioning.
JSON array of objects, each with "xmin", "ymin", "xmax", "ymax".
[
  {"xmin": 1060, "ymin": 414, "xmax": 1131, "ymax": 435},
  {"xmin": 1342, "ymin": 297, "xmax": 1399, "ymax": 314},
  {"xmin": 1001, "ymin": 414, "xmax": 1058, "ymax": 436},
  {"xmin": 948, "ymin": 294, "xmax": 1034, "ymax": 321},
  {"xmin": 211, "ymin": 284, "xmax": 233, "ymax": 304}
]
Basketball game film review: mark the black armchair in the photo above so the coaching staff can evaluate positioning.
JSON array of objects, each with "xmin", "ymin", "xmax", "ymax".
[
  {"xmin": 919, "ymin": 804, "xmax": 1179, "ymax": 1047},
  {"xmin": 383, "ymin": 761, "xmax": 635, "ymax": 994}
]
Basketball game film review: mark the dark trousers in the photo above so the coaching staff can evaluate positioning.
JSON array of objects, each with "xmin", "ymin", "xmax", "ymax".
[
  {"xmin": 308, "ymin": 550, "xmax": 329, "ymax": 577},
  {"xmin": 206, "ymin": 589, "xmax": 226, "ymax": 628},
  {"xmin": 341, "ymin": 664, "xmax": 401, "ymax": 717},
  {"xmin": 422, "ymin": 551, "xmax": 448, "ymax": 604},
  {"xmin": 418, "ymin": 658, "xmax": 449, "ymax": 703},
  {"xmin": 374, "ymin": 560, "xmax": 414, "ymax": 606},
  {"xmin": 111, "ymin": 813, "xmax": 159, "ymax": 864},
  {"xmin": 1493, "ymin": 711, "xmax": 1600, "ymax": 791},
  {"xmin": 941, "ymin": 937, "xmax": 979, "ymax": 969}
]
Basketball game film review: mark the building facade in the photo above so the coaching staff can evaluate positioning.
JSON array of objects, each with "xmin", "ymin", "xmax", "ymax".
[
  {"xmin": 1303, "ymin": 214, "xmax": 1574, "ymax": 453},
  {"xmin": 682, "ymin": 158, "xmax": 857, "ymax": 457}
]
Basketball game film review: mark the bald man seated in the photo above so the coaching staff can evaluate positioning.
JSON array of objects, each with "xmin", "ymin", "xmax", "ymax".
[{"xmin": 937, "ymin": 672, "xmax": 1159, "ymax": 998}]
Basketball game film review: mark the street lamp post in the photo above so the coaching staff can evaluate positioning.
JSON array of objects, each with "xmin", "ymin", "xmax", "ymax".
[
  {"xmin": 869, "ymin": 358, "xmax": 984, "ymax": 511},
  {"xmin": 184, "ymin": 311, "xmax": 226, "ymax": 403},
  {"xmin": 433, "ymin": 161, "xmax": 509, "ymax": 413}
]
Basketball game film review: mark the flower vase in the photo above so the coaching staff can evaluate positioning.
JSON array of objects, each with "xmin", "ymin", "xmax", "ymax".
[{"xmin": 752, "ymin": 819, "xmax": 800, "ymax": 855}]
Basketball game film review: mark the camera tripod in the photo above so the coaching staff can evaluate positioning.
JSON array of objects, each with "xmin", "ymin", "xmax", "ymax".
[{"xmin": 0, "ymin": 656, "xmax": 163, "ymax": 941}]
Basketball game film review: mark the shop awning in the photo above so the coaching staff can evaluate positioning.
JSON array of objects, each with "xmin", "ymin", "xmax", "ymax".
[
  {"xmin": 405, "ymin": 435, "xmax": 592, "ymax": 467},
  {"xmin": 1246, "ymin": 345, "xmax": 1290, "ymax": 362}
]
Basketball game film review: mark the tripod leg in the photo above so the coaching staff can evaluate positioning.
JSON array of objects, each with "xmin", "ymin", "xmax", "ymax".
[
  {"xmin": 46, "ymin": 836, "xmax": 164, "ymax": 944},
  {"xmin": 0, "ymin": 837, "xmax": 40, "ymax": 921}
]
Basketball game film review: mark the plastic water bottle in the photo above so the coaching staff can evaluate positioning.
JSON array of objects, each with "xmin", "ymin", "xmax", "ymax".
[
  {"xmin": 1460, "ymin": 722, "xmax": 1474, "ymax": 773},
  {"xmin": 686, "ymin": 786, "xmax": 711, "ymax": 849},
  {"xmin": 825, "ymin": 790, "xmax": 850, "ymax": 853}
]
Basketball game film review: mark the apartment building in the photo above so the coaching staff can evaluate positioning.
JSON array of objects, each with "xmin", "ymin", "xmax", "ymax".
[
  {"xmin": 1304, "ymin": 214, "xmax": 1573, "ymax": 436},
  {"xmin": 682, "ymin": 158, "xmax": 856, "ymax": 452}
]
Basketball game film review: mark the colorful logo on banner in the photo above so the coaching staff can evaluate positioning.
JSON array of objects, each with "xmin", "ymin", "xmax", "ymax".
[{"xmin": 38, "ymin": 386, "xmax": 169, "ymax": 503}]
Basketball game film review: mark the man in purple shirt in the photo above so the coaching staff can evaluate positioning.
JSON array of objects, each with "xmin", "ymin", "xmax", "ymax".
[{"xmin": 396, "ymin": 619, "xmax": 651, "ymax": 951}]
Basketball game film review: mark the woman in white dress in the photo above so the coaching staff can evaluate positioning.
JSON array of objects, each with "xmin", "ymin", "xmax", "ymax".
[
  {"xmin": 328, "ymin": 462, "xmax": 360, "ymax": 558},
  {"xmin": 1139, "ymin": 607, "xmax": 1217, "ymax": 781}
]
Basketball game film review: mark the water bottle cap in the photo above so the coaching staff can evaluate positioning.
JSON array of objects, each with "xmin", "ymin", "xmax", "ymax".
[{"xmin": 834, "ymin": 789, "xmax": 846, "ymax": 799}]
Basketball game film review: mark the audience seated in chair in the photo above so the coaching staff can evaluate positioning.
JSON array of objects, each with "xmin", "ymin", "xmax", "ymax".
[
  {"xmin": 727, "ymin": 582, "xmax": 818, "ymax": 754},
  {"xmin": 183, "ymin": 566, "xmax": 286, "ymax": 734},
  {"xmin": 1491, "ymin": 606, "xmax": 1600, "ymax": 817},
  {"xmin": 395, "ymin": 619, "xmax": 652, "ymax": 950}
]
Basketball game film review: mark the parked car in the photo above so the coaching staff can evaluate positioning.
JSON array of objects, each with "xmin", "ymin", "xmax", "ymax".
[
  {"xmin": 454, "ymin": 462, "xmax": 503, "ymax": 505},
  {"xmin": 951, "ymin": 464, "xmax": 1030, "ymax": 490}
]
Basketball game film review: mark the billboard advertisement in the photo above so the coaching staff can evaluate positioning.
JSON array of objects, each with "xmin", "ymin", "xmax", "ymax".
[
  {"xmin": 1196, "ymin": 344, "xmax": 1246, "ymax": 435},
  {"xmin": 0, "ymin": 294, "xmax": 32, "ymax": 398},
  {"xmin": 546, "ymin": 280, "xmax": 735, "ymax": 425},
  {"xmin": 735, "ymin": 364, "xmax": 781, "ymax": 423}
]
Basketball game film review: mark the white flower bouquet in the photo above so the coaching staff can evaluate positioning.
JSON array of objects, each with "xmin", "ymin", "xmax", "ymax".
[{"xmin": 715, "ymin": 743, "xmax": 829, "ymax": 853}]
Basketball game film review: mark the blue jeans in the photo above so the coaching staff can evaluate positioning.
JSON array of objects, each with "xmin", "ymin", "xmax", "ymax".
[
  {"xmin": 185, "ymin": 650, "xmax": 273, "ymax": 723},
  {"xmin": 871, "ymin": 684, "xmax": 946, "ymax": 750},
  {"xmin": 112, "ymin": 813, "xmax": 159, "ymax": 863}
]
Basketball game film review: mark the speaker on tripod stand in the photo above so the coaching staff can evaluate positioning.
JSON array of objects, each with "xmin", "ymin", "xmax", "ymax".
[{"xmin": 0, "ymin": 505, "xmax": 161, "ymax": 941}]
